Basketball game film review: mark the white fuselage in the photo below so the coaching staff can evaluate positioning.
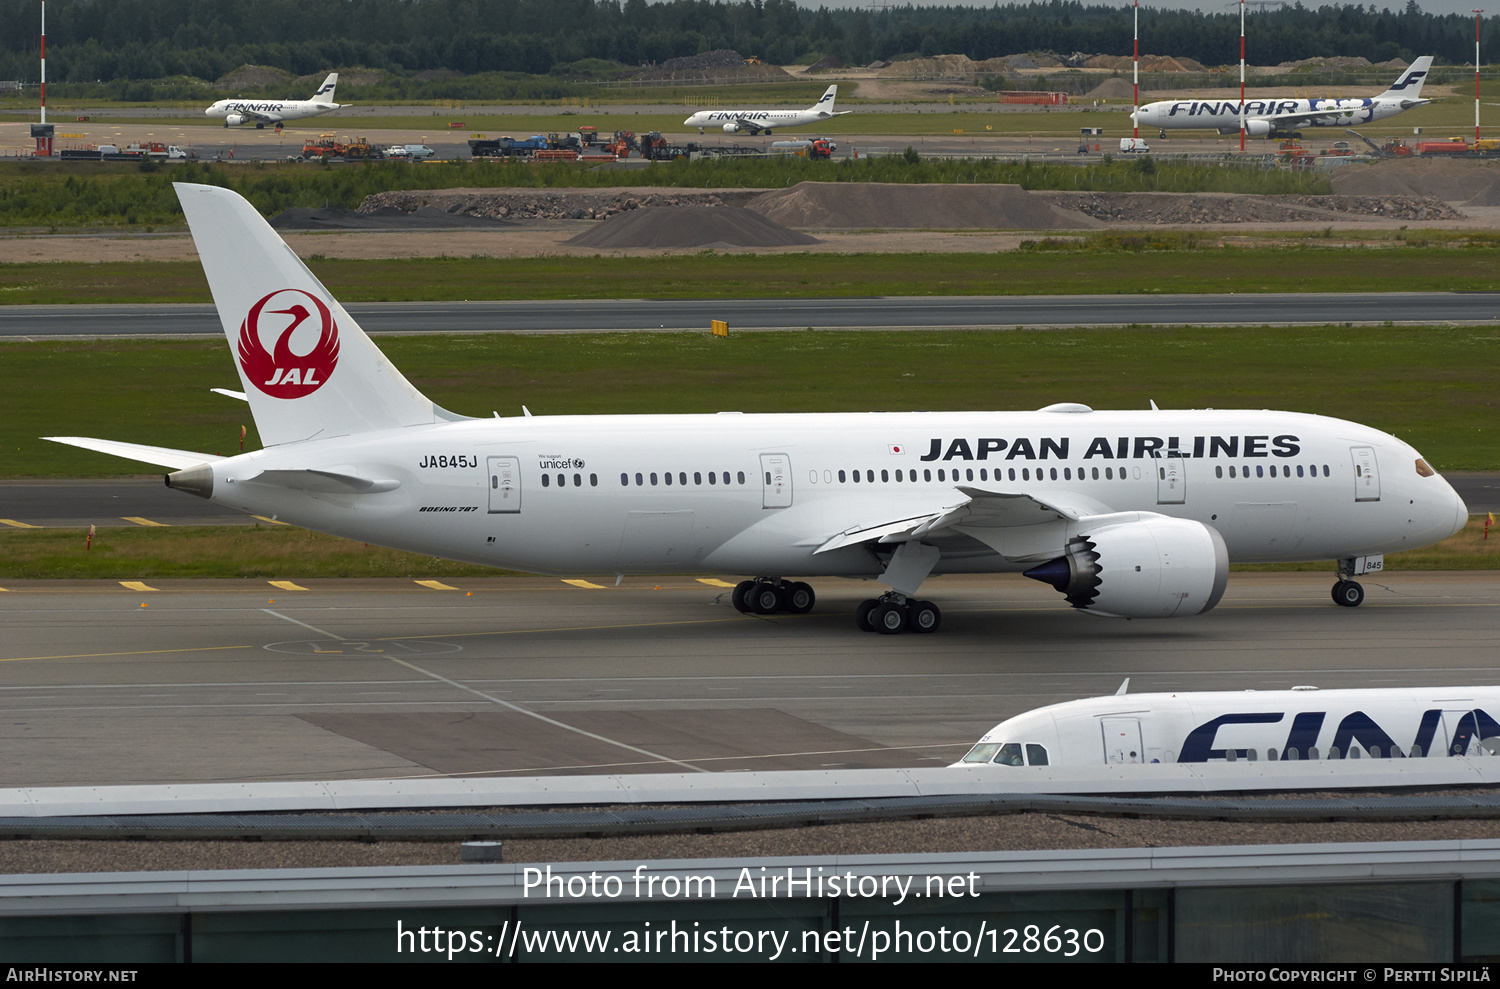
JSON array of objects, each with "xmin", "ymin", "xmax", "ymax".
[
  {"xmin": 206, "ymin": 98, "xmax": 341, "ymax": 126},
  {"xmin": 191, "ymin": 408, "xmax": 1465, "ymax": 578},
  {"xmin": 957, "ymin": 686, "xmax": 1500, "ymax": 767},
  {"xmin": 1131, "ymin": 95, "xmax": 1419, "ymax": 134}
]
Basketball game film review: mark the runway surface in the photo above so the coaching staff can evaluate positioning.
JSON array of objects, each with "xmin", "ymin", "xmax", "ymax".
[
  {"xmin": 4, "ymin": 293, "xmax": 1499, "ymax": 339},
  {"xmin": 9, "ymin": 475, "xmax": 1497, "ymax": 528},
  {"xmin": 0, "ymin": 571, "xmax": 1496, "ymax": 789}
]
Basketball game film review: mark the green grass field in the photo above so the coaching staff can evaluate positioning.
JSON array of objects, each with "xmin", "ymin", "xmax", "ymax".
[{"xmin": 4, "ymin": 326, "xmax": 1495, "ymax": 479}]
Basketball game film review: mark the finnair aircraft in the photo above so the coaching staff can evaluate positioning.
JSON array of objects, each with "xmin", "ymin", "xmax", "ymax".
[
  {"xmin": 1130, "ymin": 56, "xmax": 1432, "ymax": 138},
  {"xmin": 46, "ymin": 184, "xmax": 1466, "ymax": 635},
  {"xmin": 684, "ymin": 84, "xmax": 849, "ymax": 135},
  {"xmin": 206, "ymin": 72, "xmax": 344, "ymax": 129},
  {"xmin": 955, "ymin": 684, "xmax": 1500, "ymax": 767}
]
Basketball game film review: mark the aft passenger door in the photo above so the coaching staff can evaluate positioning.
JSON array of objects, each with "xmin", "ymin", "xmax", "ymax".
[
  {"xmin": 1156, "ymin": 455, "xmax": 1185, "ymax": 505},
  {"xmin": 487, "ymin": 456, "xmax": 521, "ymax": 513},
  {"xmin": 1351, "ymin": 446, "xmax": 1381, "ymax": 502},
  {"xmin": 760, "ymin": 453, "xmax": 792, "ymax": 509}
]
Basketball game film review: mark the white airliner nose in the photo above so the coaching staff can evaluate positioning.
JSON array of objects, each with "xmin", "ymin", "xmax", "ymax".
[{"xmin": 1450, "ymin": 489, "xmax": 1470, "ymax": 538}]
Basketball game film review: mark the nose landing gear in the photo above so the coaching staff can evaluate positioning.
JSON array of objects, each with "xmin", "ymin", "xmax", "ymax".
[{"xmin": 1331, "ymin": 557, "xmax": 1369, "ymax": 607}]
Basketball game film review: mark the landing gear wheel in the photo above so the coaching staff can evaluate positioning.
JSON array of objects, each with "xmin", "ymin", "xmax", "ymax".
[
  {"xmin": 1333, "ymin": 580, "xmax": 1365, "ymax": 608},
  {"xmin": 855, "ymin": 599, "xmax": 880, "ymax": 632},
  {"xmin": 732, "ymin": 580, "xmax": 756, "ymax": 614},
  {"xmin": 909, "ymin": 600, "xmax": 942, "ymax": 633},
  {"xmin": 749, "ymin": 583, "xmax": 783, "ymax": 615},
  {"xmin": 873, "ymin": 602, "xmax": 908, "ymax": 635},
  {"xmin": 785, "ymin": 581, "xmax": 815, "ymax": 614}
]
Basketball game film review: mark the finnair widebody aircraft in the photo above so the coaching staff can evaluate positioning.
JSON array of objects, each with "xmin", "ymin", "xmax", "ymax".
[
  {"xmin": 1131, "ymin": 56, "xmax": 1432, "ymax": 138},
  {"xmin": 206, "ymin": 72, "xmax": 344, "ymax": 129},
  {"xmin": 46, "ymin": 184, "xmax": 1466, "ymax": 635},
  {"xmin": 955, "ymin": 684, "xmax": 1500, "ymax": 767},
  {"xmin": 684, "ymin": 84, "xmax": 849, "ymax": 135}
]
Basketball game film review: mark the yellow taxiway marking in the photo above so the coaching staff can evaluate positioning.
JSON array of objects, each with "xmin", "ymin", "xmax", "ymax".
[
  {"xmin": 252, "ymin": 516, "xmax": 287, "ymax": 525},
  {"xmin": 122, "ymin": 517, "xmax": 169, "ymax": 527},
  {"xmin": 415, "ymin": 580, "xmax": 459, "ymax": 590},
  {"xmin": 119, "ymin": 581, "xmax": 157, "ymax": 592},
  {"xmin": 696, "ymin": 578, "xmax": 738, "ymax": 588},
  {"xmin": 0, "ymin": 519, "xmax": 39, "ymax": 528},
  {"xmin": 0, "ymin": 644, "xmax": 253, "ymax": 664},
  {"xmin": 562, "ymin": 579, "xmax": 607, "ymax": 590},
  {"xmin": 268, "ymin": 580, "xmax": 309, "ymax": 591}
]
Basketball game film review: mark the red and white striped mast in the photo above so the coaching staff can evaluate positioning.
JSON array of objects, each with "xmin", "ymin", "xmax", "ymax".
[
  {"xmin": 1239, "ymin": 0, "xmax": 1247, "ymax": 152},
  {"xmin": 39, "ymin": 0, "xmax": 46, "ymax": 126},
  {"xmin": 1132, "ymin": 0, "xmax": 1140, "ymax": 139},
  {"xmin": 1476, "ymin": 9, "xmax": 1484, "ymax": 143}
]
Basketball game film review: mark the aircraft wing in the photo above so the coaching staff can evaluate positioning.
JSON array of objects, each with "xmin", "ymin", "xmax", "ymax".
[{"xmin": 813, "ymin": 485, "xmax": 1115, "ymax": 554}]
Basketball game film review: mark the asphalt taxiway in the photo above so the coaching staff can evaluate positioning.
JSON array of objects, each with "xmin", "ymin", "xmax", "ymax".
[
  {"xmin": 4, "ymin": 294, "xmax": 1499, "ymax": 338},
  {"xmin": 1, "ymin": 571, "xmax": 1496, "ymax": 789}
]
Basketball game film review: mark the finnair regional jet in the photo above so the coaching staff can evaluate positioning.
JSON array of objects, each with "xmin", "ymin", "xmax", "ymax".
[
  {"xmin": 206, "ymin": 72, "xmax": 344, "ymax": 129},
  {"xmin": 956, "ymin": 684, "xmax": 1500, "ymax": 767},
  {"xmin": 684, "ymin": 84, "xmax": 849, "ymax": 135},
  {"xmin": 46, "ymin": 184, "xmax": 1467, "ymax": 635},
  {"xmin": 1131, "ymin": 56, "xmax": 1432, "ymax": 138}
]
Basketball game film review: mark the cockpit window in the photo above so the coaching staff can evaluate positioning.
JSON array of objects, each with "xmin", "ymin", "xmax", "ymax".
[
  {"xmin": 961, "ymin": 743, "xmax": 1001, "ymax": 765},
  {"xmin": 993, "ymin": 743, "xmax": 1025, "ymax": 766},
  {"xmin": 1415, "ymin": 458, "xmax": 1434, "ymax": 477},
  {"xmin": 1026, "ymin": 744, "xmax": 1050, "ymax": 766}
]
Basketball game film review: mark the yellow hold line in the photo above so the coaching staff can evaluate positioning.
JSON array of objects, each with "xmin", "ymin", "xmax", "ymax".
[
  {"xmin": 696, "ymin": 578, "xmax": 738, "ymax": 588},
  {"xmin": 122, "ymin": 517, "xmax": 169, "ymax": 527},
  {"xmin": 119, "ymin": 581, "xmax": 157, "ymax": 592},
  {"xmin": 415, "ymin": 580, "xmax": 459, "ymax": 590},
  {"xmin": 268, "ymin": 580, "xmax": 309, "ymax": 591},
  {"xmin": 0, "ymin": 519, "xmax": 39, "ymax": 528},
  {"xmin": 562, "ymin": 579, "xmax": 607, "ymax": 590}
]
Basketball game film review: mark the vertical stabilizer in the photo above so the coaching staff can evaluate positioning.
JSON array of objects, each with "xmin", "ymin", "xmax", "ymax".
[
  {"xmin": 813, "ymin": 84, "xmax": 837, "ymax": 113},
  {"xmin": 312, "ymin": 72, "xmax": 338, "ymax": 102},
  {"xmin": 1377, "ymin": 56, "xmax": 1433, "ymax": 101},
  {"xmin": 175, "ymin": 182, "xmax": 442, "ymax": 446}
]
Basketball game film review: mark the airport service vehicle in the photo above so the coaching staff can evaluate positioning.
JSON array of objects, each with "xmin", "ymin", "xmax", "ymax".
[
  {"xmin": 1131, "ymin": 57, "xmax": 1432, "ymax": 139},
  {"xmin": 403, "ymin": 144, "xmax": 436, "ymax": 160},
  {"xmin": 955, "ymin": 684, "xmax": 1500, "ymax": 767},
  {"xmin": 771, "ymin": 138, "xmax": 837, "ymax": 159},
  {"xmin": 206, "ymin": 72, "xmax": 345, "ymax": 129},
  {"xmin": 684, "ymin": 84, "xmax": 850, "ymax": 136},
  {"xmin": 46, "ymin": 184, "xmax": 1467, "ymax": 635},
  {"xmin": 1118, "ymin": 138, "xmax": 1149, "ymax": 154}
]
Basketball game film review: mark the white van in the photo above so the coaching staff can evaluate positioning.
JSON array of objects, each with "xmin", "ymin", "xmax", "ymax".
[
  {"xmin": 403, "ymin": 144, "xmax": 436, "ymax": 159},
  {"xmin": 1118, "ymin": 137, "xmax": 1150, "ymax": 153}
]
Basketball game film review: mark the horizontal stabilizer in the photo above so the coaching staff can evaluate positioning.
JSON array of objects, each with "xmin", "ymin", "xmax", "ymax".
[
  {"xmin": 42, "ymin": 436, "xmax": 218, "ymax": 470},
  {"xmin": 247, "ymin": 467, "xmax": 400, "ymax": 494},
  {"xmin": 211, "ymin": 388, "xmax": 249, "ymax": 402}
]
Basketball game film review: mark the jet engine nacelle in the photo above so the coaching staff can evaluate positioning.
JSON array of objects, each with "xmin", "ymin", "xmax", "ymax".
[
  {"xmin": 722, "ymin": 122, "xmax": 741, "ymax": 134},
  {"xmin": 1245, "ymin": 119, "xmax": 1274, "ymax": 137},
  {"xmin": 225, "ymin": 114, "xmax": 247, "ymax": 127},
  {"xmin": 1024, "ymin": 516, "xmax": 1229, "ymax": 619}
]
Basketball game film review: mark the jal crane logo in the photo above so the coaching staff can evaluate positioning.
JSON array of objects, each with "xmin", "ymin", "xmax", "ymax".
[{"xmin": 237, "ymin": 289, "xmax": 340, "ymax": 398}]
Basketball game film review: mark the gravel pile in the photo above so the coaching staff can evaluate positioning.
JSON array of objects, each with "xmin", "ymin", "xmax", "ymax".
[
  {"xmin": 1033, "ymin": 190, "xmax": 1463, "ymax": 224},
  {"xmin": 359, "ymin": 187, "xmax": 763, "ymax": 221},
  {"xmin": 565, "ymin": 205, "xmax": 819, "ymax": 248},
  {"xmin": 1330, "ymin": 158, "xmax": 1500, "ymax": 206},
  {"xmin": 748, "ymin": 181, "xmax": 1102, "ymax": 230},
  {"xmin": 660, "ymin": 49, "xmax": 747, "ymax": 72}
]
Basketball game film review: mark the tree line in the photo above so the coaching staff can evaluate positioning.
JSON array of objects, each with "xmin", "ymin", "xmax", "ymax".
[{"xmin": 0, "ymin": 0, "xmax": 1492, "ymax": 91}]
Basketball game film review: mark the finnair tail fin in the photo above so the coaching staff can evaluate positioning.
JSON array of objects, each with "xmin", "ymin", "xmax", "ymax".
[
  {"xmin": 1377, "ymin": 56, "xmax": 1433, "ymax": 101},
  {"xmin": 311, "ymin": 72, "xmax": 338, "ymax": 102},
  {"xmin": 812, "ymin": 84, "xmax": 837, "ymax": 112},
  {"xmin": 174, "ymin": 182, "xmax": 460, "ymax": 447}
]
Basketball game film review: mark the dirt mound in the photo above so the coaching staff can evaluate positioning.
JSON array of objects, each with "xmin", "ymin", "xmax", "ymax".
[
  {"xmin": 661, "ymin": 49, "xmax": 746, "ymax": 72},
  {"xmin": 270, "ymin": 206, "xmax": 515, "ymax": 230},
  {"xmin": 215, "ymin": 64, "xmax": 292, "ymax": 90},
  {"xmin": 880, "ymin": 55, "xmax": 977, "ymax": 79},
  {"xmin": 359, "ymin": 187, "xmax": 763, "ymax": 221},
  {"xmin": 1033, "ymin": 191, "xmax": 1463, "ymax": 224},
  {"xmin": 747, "ymin": 182, "xmax": 1100, "ymax": 230},
  {"xmin": 1086, "ymin": 77, "xmax": 1136, "ymax": 99},
  {"xmin": 1329, "ymin": 158, "xmax": 1500, "ymax": 205},
  {"xmin": 565, "ymin": 206, "xmax": 819, "ymax": 248}
]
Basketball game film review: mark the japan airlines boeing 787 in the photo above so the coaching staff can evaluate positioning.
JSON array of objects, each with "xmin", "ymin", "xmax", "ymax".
[{"xmin": 45, "ymin": 184, "xmax": 1468, "ymax": 634}]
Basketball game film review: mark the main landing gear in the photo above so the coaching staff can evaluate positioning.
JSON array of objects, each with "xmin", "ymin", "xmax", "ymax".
[
  {"xmin": 856, "ymin": 594, "xmax": 942, "ymax": 635},
  {"xmin": 732, "ymin": 578, "xmax": 815, "ymax": 616},
  {"xmin": 1332, "ymin": 558, "xmax": 1365, "ymax": 608}
]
